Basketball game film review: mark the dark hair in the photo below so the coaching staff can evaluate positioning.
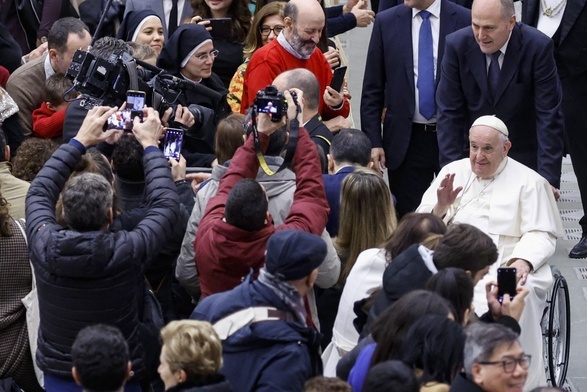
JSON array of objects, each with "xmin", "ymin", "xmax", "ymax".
[
  {"xmin": 314, "ymin": 142, "xmax": 328, "ymax": 174},
  {"xmin": 244, "ymin": 2, "xmax": 286, "ymax": 57},
  {"xmin": 383, "ymin": 213, "xmax": 446, "ymax": 260},
  {"xmin": 11, "ymin": 138, "xmax": 59, "ymax": 181},
  {"xmin": 44, "ymin": 73, "xmax": 76, "ymax": 106},
  {"xmin": 246, "ymin": 125, "xmax": 287, "ymax": 156},
  {"xmin": 215, "ymin": 113, "xmax": 245, "ymax": 165},
  {"xmin": 225, "ymin": 178, "xmax": 268, "ymax": 231},
  {"xmin": 400, "ymin": 315, "xmax": 465, "ymax": 385},
  {"xmin": 90, "ymin": 37, "xmax": 133, "ymax": 60},
  {"xmin": 47, "ymin": 17, "xmax": 90, "ymax": 53},
  {"xmin": 62, "ymin": 172, "xmax": 113, "ymax": 231},
  {"xmin": 71, "ymin": 324, "xmax": 130, "ymax": 391},
  {"xmin": 363, "ymin": 360, "xmax": 419, "ymax": 392},
  {"xmin": 433, "ymin": 223, "xmax": 497, "ymax": 274},
  {"xmin": 303, "ymin": 376, "xmax": 351, "ymax": 392},
  {"xmin": 330, "ymin": 129, "xmax": 371, "ymax": 167},
  {"xmin": 112, "ymin": 135, "xmax": 145, "ymax": 181},
  {"xmin": 191, "ymin": 0, "xmax": 252, "ymax": 43},
  {"xmin": 371, "ymin": 290, "xmax": 453, "ymax": 366},
  {"xmin": 426, "ymin": 268, "xmax": 474, "ymax": 325}
]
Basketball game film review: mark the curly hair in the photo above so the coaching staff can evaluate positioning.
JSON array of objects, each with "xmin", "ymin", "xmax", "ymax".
[
  {"xmin": 190, "ymin": 0, "xmax": 252, "ymax": 43},
  {"xmin": 160, "ymin": 320, "xmax": 223, "ymax": 381},
  {"xmin": 11, "ymin": 138, "xmax": 59, "ymax": 182}
]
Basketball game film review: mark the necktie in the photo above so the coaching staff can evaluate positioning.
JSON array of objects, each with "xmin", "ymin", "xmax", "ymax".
[
  {"xmin": 169, "ymin": 0, "xmax": 179, "ymax": 37},
  {"xmin": 488, "ymin": 51, "xmax": 501, "ymax": 99},
  {"xmin": 417, "ymin": 10, "xmax": 435, "ymax": 120}
]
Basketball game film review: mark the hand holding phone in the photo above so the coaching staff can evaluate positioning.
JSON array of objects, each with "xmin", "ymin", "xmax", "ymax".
[
  {"xmin": 497, "ymin": 267, "xmax": 517, "ymax": 303},
  {"xmin": 202, "ymin": 18, "xmax": 231, "ymax": 38},
  {"xmin": 330, "ymin": 66, "xmax": 347, "ymax": 93}
]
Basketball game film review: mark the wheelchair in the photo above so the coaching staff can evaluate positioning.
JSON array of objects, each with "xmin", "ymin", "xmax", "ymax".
[{"xmin": 541, "ymin": 265, "xmax": 571, "ymax": 388}]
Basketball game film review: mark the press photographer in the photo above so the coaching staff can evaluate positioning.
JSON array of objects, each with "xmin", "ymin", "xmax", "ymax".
[{"xmin": 157, "ymin": 24, "xmax": 232, "ymax": 167}]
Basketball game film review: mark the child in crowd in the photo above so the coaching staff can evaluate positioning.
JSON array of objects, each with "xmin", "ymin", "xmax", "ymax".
[{"xmin": 32, "ymin": 73, "xmax": 77, "ymax": 139}]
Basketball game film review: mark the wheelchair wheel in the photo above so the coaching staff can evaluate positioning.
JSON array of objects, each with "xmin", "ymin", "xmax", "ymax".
[{"xmin": 542, "ymin": 266, "xmax": 571, "ymax": 387}]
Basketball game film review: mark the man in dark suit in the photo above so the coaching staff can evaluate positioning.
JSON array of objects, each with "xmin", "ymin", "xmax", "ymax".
[
  {"xmin": 522, "ymin": 0, "xmax": 587, "ymax": 258},
  {"xmin": 323, "ymin": 128, "xmax": 372, "ymax": 237},
  {"xmin": 361, "ymin": 0, "xmax": 470, "ymax": 217},
  {"xmin": 124, "ymin": 0, "xmax": 193, "ymax": 38},
  {"xmin": 378, "ymin": 0, "xmax": 472, "ymax": 13},
  {"xmin": 436, "ymin": 0, "xmax": 565, "ymax": 191}
]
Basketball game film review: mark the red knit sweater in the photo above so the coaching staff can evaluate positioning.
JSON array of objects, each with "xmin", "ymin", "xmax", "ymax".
[
  {"xmin": 32, "ymin": 102, "xmax": 65, "ymax": 139},
  {"xmin": 242, "ymin": 39, "xmax": 350, "ymax": 120}
]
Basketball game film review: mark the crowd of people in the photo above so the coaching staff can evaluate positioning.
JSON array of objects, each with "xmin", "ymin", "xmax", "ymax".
[{"xmin": 0, "ymin": 0, "xmax": 583, "ymax": 390}]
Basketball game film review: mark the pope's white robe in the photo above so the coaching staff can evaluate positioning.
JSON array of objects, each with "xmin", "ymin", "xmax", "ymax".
[{"xmin": 417, "ymin": 157, "xmax": 564, "ymax": 391}]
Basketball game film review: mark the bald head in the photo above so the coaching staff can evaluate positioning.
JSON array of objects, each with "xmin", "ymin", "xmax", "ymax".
[
  {"xmin": 273, "ymin": 68, "xmax": 320, "ymax": 114},
  {"xmin": 284, "ymin": 0, "xmax": 324, "ymax": 57}
]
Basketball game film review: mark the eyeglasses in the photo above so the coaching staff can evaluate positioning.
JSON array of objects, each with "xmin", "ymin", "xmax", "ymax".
[
  {"xmin": 477, "ymin": 354, "xmax": 531, "ymax": 373},
  {"xmin": 194, "ymin": 49, "xmax": 219, "ymax": 61},
  {"xmin": 259, "ymin": 25, "xmax": 285, "ymax": 37}
]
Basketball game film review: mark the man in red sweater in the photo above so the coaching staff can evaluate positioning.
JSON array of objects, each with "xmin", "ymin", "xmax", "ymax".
[
  {"xmin": 195, "ymin": 89, "xmax": 330, "ymax": 299},
  {"xmin": 241, "ymin": 0, "xmax": 350, "ymax": 121}
]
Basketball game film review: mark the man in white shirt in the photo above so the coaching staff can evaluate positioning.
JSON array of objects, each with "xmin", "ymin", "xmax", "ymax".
[{"xmin": 417, "ymin": 115, "xmax": 564, "ymax": 390}]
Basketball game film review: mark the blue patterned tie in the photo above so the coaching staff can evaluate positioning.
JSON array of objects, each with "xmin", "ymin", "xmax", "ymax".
[
  {"xmin": 488, "ymin": 51, "xmax": 501, "ymax": 99},
  {"xmin": 417, "ymin": 10, "xmax": 435, "ymax": 120}
]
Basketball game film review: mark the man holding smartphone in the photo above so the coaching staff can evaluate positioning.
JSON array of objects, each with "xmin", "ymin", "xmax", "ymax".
[{"xmin": 417, "ymin": 115, "xmax": 564, "ymax": 389}]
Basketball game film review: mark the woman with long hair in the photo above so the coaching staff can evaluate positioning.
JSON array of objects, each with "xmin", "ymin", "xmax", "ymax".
[
  {"xmin": 335, "ymin": 168, "xmax": 397, "ymax": 287},
  {"xmin": 190, "ymin": 0, "xmax": 252, "ymax": 88},
  {"xmin": 227, "ymin": 2, "xmax": 286, "ymax": 112},
  {"xmin": 322, "ymin": 213, "xmax": 446, "ymax": 376}
]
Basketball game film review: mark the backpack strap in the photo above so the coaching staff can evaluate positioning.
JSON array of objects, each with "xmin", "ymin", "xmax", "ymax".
[{"xmin": 212, "ymin": 306, "xmax": 293, "ymax": 340}]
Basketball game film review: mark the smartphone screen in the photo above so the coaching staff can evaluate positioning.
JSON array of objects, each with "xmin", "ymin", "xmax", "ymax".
[
  {"xmin": 163, "ymin": 128, "xmax": 184, "ymax": 161},
  {"xmin": 497, "ymin": 267, "xmax": 517, "ymax": 303},
  {"xmin": 107, "ymin": 110, "xmax": 133, "ymax": 131},
  {"xmin": 330, "ymin": 66, "xmax": 347, "ymax": 92},
  {"xmin": 126, "ymin": 90, "xmax": 146, "ymax": 111}
]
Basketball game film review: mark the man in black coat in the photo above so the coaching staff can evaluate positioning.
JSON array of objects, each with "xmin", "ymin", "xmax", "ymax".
[{"xmin": 26, "ymin": 106, "xmax": 180, "ymax": 390}]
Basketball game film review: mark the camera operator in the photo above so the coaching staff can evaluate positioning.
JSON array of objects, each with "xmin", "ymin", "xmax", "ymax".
[
  {"xmin": 25, "ymin": 105, "xmax": 180, "ymax": 391},
  {"xmin": 194, "ymin": 88, "xmax": 331, "ymax": 300},
  {"xmin": 157, "ymin": 24, "xmax": 232, "ymax": 168}
]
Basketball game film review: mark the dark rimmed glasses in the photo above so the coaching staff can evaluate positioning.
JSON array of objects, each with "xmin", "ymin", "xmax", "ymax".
[{"xmin": 477, "ymin": 354, "xmax": 531, "ymax": 373}]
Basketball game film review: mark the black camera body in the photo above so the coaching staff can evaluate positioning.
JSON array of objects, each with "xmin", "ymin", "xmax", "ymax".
[
  {"xmin": 66, "ymin": 49, "xmax": 133, "ymax": 108},
  {"xmin": 254, "ymin": 85, "xmax": 287, "ymax": 122}
]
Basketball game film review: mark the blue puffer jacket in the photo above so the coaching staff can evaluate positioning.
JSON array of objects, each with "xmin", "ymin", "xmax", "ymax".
[
  {"xmin": 192, "ymin": 274, "xmax": 323, "ymax": 392},
  {"xmin": 25, "ymin": 142, "xmax": 180, "ymax": 380}
]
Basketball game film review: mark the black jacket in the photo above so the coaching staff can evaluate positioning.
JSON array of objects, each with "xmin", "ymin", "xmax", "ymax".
[
  {"xmin": 166, "ymin": 375, "xmax": 233, "ymax": 392},
  {"xmin": 25, "ymin": 142, "xmax": 180, "ymax": 380},
  {"xmin": 449, "ymin": 372, "xmax": 484, "ymax": 391}
]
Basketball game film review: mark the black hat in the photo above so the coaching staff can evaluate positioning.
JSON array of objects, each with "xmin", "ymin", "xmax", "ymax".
[
  {"xmin": 117, "ymin": 10, "xmax": 162, "ymax": 42},
  {"xmin": 265, "ymin": 230, "xmax": 327, "ymax": 281},
  {"xmin": 157, "ymin": 24, "xmax": 212, "ymax": 75}
]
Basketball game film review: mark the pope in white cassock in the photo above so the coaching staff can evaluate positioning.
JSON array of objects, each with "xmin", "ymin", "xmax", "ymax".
[{"xmin": 417, "ymin": 115, "xmax": 564, "ymax": 391}]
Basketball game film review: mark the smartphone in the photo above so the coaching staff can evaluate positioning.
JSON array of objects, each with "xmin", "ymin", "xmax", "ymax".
[
  {"xmin": 126, "ymin": 90, "xmax": 145, "ymax": 121},
  {"xmin": 330, "ymin": 66, "xmax": 347, "ymax": 93},
  {"xmin": 497, "ymin": 267, "xmax": 517, "ymax": 303},
  {"xmin": 163, "ymin": 128, "xmax": 185, "ymax": 161},
  {"xmin": 107, "ymin": 110, "xmax": 133, "ymax": 132},
  {"xmin": 203, "ymin": 18, "xmax": 231, "ymax": 38}
]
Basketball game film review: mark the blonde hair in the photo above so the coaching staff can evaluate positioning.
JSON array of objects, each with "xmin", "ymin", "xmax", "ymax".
[
  {"xmin": 335, "ymin": 168, "xmax": 397, "ymax": 286},
  {"xmin": 160, "ymin": 320, "xmax": 223, "ymax": 380}
]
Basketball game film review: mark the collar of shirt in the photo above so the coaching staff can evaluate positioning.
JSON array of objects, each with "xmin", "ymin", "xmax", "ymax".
[
  {"xmin": 180, "ymin": 72, "xmax": 202, "ymax": 84},
  {"xmin": 411, "ymin": 0, "xmax": 441, "ymax": 19},
  {"xmin": 44, "ymin": 54, "xmax": 55, "ymax": 80},
  {"xmin": 277, "ymin": 31, "xmax": 311, "ymax": 60},
  {"xmin": 484, "ymin": 32, "xmax": 512, "ymax": 69}
]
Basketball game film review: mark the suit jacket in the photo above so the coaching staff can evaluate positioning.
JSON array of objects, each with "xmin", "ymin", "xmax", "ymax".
[
  {"xmin": 378, "ymin": 0, "xmax": 472, "ymax": 13},
  {"xmin": 323, "ymin": 166, "xmax": 355, "ymax": 236},
  {"xmin": 124, "ymin": 0, "xmax": 193, "ymax": 39},
  {"xmin": 522, "ymin": 0, "xmax": 587, "ymax": 78},
  {"xmin": 436, "ymin": 23, "xmax": 565, "ymax": 188},
  {"xmin": 360, "ymin": 0, "xmax": 470, "ymax": 171}
]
